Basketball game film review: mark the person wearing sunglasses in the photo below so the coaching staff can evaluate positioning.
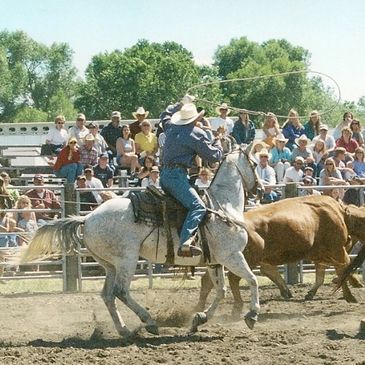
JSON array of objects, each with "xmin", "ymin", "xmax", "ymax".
[
  {"xmin": 53, "ymin": 137, "xmax": 83, "ymax": 183},
  {"xmin": 43, "ymin": 115, "xmax": 68, "ymax": 155}
]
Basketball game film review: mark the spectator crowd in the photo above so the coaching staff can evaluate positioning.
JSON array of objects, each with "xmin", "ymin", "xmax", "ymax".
[{"xmin": 0, "ymin": 102, "xmax": 364, "ymax": 251}]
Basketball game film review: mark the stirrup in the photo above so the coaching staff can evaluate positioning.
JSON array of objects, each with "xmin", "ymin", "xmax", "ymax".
[{"xmin": 177, "ymin": 240, "xmax": 202, "ymax": 258}]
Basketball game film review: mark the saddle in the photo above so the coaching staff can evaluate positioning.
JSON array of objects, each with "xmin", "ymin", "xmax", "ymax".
[{"xmin": 129, "ymin": 186, "xmax": 210, "ymax": 264}]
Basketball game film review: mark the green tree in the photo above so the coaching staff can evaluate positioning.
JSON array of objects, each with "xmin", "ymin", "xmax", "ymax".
[
  {"xmin": 76, "ymin": 39, "xmax": 200, "ymax": 119},
  {"xmin": 0, "ymin": 30, "xmax": 77, "ymax": 122},
  {"xmin": 211, "ymin": 37, "xmax": 350, "ymax": 125}
]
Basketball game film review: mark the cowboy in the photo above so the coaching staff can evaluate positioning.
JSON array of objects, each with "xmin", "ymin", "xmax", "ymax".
[
  {"xmin": 161, "ymin": 103, "xmax": 223, "ymax": 257},
  {"xmin": 210, "ymin": 103, "xmax": 234, "ymax": 136},
  {"xmin": 130, "ymin": 107, "xmax": 150, "ymax": 139}
]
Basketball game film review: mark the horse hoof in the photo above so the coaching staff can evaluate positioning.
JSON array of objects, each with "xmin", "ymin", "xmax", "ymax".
[
  {"xmin": 145, "ymin": 323, "xmax": 159, "ymax": 335},
  {"xmin": 244, "ymin": 311, "xmax": 258, "ymax": 330},
  {"xmin": 190, "ymin": 312, "xmax": 207, "ymax": 333},
  {"xmin": 304, "ymin": 292, "xmax": 314, "ymax": 301}
]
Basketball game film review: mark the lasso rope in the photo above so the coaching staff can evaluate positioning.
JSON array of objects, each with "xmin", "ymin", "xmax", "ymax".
[{"xmin": 186, "ymin": 69, "xmax": 342, "ymax": 120}]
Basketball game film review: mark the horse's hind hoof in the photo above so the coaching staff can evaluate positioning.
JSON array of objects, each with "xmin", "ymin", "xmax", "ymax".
[
  {"xmin": 145, "ymin": 323, "xmax": 159, "ymax": 335},
  {"xmin": 244, "ymin": 311, "xmax": 258, "ymax": 330},
  {"xmin": 190, "ymin": 312, "xmax": 207, "ymax": 333}
]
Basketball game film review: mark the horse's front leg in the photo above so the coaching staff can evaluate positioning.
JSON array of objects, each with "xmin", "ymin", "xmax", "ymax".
[{"xmin": 190, "ymin": 265, "xmax": 226, "ymax": 333}]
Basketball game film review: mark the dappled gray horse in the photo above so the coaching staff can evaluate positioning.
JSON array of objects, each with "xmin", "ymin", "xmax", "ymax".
[{"xmin": 19, "ymin": 147, "xmax": 260, "ymax": 338}]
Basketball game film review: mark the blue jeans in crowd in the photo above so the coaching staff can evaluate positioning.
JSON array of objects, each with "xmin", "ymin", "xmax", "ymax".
[
  {"xmin": 55, "ymin": 163, "xmax": 83, "ymax": 183},
  {"xmin": 160, "ymin": 167, "xmax": 206, "ymax": 245}
]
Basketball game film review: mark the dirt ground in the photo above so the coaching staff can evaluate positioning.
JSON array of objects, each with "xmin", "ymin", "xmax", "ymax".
[{"xmin": 0, "ymin": 283, "xmax": 364, "ymax": 365}]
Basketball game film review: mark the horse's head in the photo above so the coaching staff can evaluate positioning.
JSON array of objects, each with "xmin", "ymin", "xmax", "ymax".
[{"xmin": 221, "ymin": 145, "xmax": 259, "ymax": 196}]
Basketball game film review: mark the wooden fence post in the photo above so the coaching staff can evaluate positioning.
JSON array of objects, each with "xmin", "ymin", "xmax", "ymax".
[
  {"xmin": 64, "ymin": 183, "xmax": 79, "ymax": 292},
  {"xmin": 284, "ymin": 182, "xmax": 299, "ymax": 285}
]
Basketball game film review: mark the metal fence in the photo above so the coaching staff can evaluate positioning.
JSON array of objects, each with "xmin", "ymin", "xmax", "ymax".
[{"xmin": 0, "ymin": 183, "xmax": 364, "ymax": 291}]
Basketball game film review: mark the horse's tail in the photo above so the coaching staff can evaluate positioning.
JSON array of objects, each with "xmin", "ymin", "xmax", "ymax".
[
  {"xmin": 17, "ymin": 216, "xmax": 86, "ymax": 264},
  {"xmin": 334, "ymin": 243, "xmax": 365, "ymax": 292}
]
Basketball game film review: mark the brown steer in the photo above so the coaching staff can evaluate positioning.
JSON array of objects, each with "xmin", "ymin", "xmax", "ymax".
[{"xmin": 198, "ymin": 195, "xmax": 364, "ymax": 317}]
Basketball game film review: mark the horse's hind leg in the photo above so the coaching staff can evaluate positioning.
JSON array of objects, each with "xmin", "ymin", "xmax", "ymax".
[
  {"xmin": 100, "ymin": 263, "xmax": 131, "ymax": 338},
  {"xmin": 190, "ymin": 265, "xmax": 225, "ymax": 333},
  {"xmin": 223, "ymin": 251, "xmax": 260, "ymax": 329},
  {"xmin": 113, "ymin": 258, "xmax": 159, "ymax": 335}
]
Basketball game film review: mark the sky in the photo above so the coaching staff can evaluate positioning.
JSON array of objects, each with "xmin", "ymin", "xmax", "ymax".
[{"xmin": 1, "ymin": 0, "xmax": 364, "ymax": 102}]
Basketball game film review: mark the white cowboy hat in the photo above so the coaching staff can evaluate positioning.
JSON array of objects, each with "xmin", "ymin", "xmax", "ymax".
[
  {"xmin": 215, "ymin": 103, "xmax": 231, "ymax": 115},
  {"xmin": 132, "ymin": 107, "xmax": 149, "ymax": 119},
  {"xmin": 274, "ymin": 134, "xmax": 289, "ymax": 144},
  {"xmin": 181, "ymin": 94, "xmax": 196, "ymax": 104},
  {"xmin": 171, "ymin": 103, "xmax": 204, "ymax": 125},
  {"xmin": 295, "ymin": 134, "xmax": 311, "ymax": 145}
]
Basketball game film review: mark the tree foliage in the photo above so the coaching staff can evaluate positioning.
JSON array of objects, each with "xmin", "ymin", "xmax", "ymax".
[
  {"xmin": 0, "ymin": 30, "xmax": 364, "ymax": 125},
  {"xmin": 75, "ymin": 40, "xmax": 200, "ymax": 119},
  {"xmin": 0, "ymin": 30, "xmax": 77, "ymax": 122}
]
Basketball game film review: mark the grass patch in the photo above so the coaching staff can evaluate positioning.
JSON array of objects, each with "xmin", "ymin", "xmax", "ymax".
[{"xmin": 0, "ymin": 271, "xmax": 342, "ymax": 295}]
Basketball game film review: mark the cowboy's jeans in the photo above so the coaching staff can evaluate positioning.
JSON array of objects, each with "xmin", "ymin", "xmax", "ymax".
[{"xmin": 160, "ymin": 167, "xmax": 206, "ymax": 245}]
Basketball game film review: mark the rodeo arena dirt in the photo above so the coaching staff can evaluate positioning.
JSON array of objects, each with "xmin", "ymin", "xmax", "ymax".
[{"xmin": 0, "ymin": 113, "xmax": 364, "ymax": 365}]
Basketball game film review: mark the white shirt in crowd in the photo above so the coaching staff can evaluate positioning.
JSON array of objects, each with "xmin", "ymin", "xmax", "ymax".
[
  {"xmin": 283, "ymin": 167, "xmax": 304, "ymax": 183},
  {"xmin": 255, "ymin": 164, "xmax": 276, "ymax": 185},
  {"xmin": 45, "ymin": 128, "xmax": 68, "ymax": 145},
  {"xmin": 141, "ymin": 177, "xmax": 160, "ymax": 188},
  {"xmin": 86, "ymin": 176, "xmax": 104, "ymax": 204},
  {"xmin": 210, "ymin": 117, "xmax": 234, "ymax": 135},
  {"xmin": 312, "ymin": 134, "xmax": 335, "ymax": 151}
]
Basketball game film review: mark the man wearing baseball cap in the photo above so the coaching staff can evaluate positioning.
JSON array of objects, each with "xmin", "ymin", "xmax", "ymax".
[{"xmin": 68, "ymin": 113, "xmax": 89, "ymax": 146}]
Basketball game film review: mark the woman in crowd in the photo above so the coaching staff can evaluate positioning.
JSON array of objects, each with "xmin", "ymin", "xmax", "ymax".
[
  {"xmin": 335, "ymin": 126, "xmax": 359, "ymax": 153},
  {"xmin": 269, "ymin": 135, "xmax": 292, "ymax": 183},
  {"xmin": 349, "ymin": 147, "xmax": 365, "ymax": 178},
  {"xmin": 53, "ymin": 137, "xmax": 83, "ymax": 183},
  {"xmin": 0, "ymin": 172, "xmax": 19, "ymax": 202},
  {"xmin": 319, "ymin": 157, "xmax": 347, "ymax": 199},
  {"xmin": 303, "ymin": 110, "xmax": 320, "ymax": 140},
  {"xmin": 349, "ymin": 119, "xmax": 364, "ymax": 147},
  {"xmin": 333, "ymin": 111, "xmax": 353, "ymax": 140},
  {"xmin": 282, "ymin": 109, "xmax": 305, "ymax": 150},
  {"xmin": 232, "ymin": 109, "xmax": 256, "ymax": 145},
  {"xmin": 137, "ymin": 155, "xmax": 157, "ymax": 182},
  {"xmin": 116, "ymin": 125, "xmax": 140, "ymax": 176},
  {"xmin": 310, "ymin": 139, "xmax": 328, "ymax": 177},
  {"xmin": 44, "ymin": 115, "xmax": 68, "ymax": 155},
  {"xmin": 262, "ymin": 112, "xmax": 281, "ymax": 147}
]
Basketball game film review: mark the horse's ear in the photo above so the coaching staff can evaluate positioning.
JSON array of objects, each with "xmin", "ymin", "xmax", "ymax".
[{"xmin": 244, "ymin": 142, "xmax": 254, "ymax": 156}]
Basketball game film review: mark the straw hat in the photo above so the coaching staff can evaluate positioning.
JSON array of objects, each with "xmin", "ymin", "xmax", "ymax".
[
  {"xmin": 295, "ymin": 134, "xmax": 310, "ymax": 145},
  {"xmin": 215, "ymin": 103, "xmax": 231, "ymax": 115},
  {"xmin": 274, "ymin": 134, "xmax": 289, "ymax": 144},
  {"xmin": 132, "ymin": 107, "xmax": 149, "ymax": 119},
  {"xmin": 258, "ymin": 149, "xmax": 270, "ymax": 157},
  {"xmin": 171, "ymin": 103, "xmax": 204, "ymax": 125}
]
